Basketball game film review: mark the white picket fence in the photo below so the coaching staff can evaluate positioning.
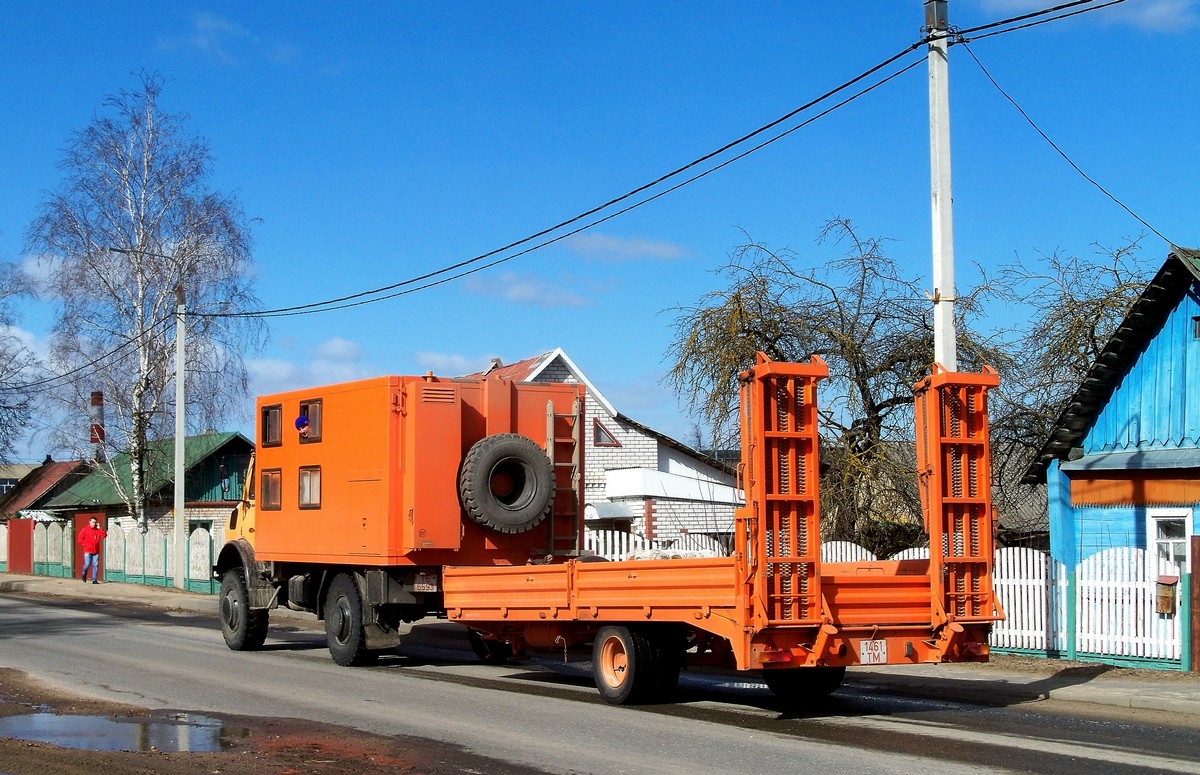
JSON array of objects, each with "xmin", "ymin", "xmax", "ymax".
[{"xmin": 583, "ymin": 529, "xmax": 726, "ymax": 561}]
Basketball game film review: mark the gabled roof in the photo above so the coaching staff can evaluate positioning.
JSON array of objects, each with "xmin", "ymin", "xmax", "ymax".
[
  {"xmin": 465, "ymin": 348, "xmax": 618, "ymax": 415},
  {"xmin": 43, "ymin": 431, "xmax": 251, "ymax": 509},
  {"xmin": 1023, "ymin": 248, "xmax": 1200, "ymax": 484},
  {"xmin": 463, "ymin": 348, "xmax": 734, "ymax": 476},
  {"xmin": 0, "ymin": 459, "xmax": 90, "ymax": 519}
]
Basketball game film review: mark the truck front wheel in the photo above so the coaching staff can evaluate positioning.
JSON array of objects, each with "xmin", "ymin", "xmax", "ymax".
[
  {"xmin": 325, "ymin": 574, "xmax": 374, "ymax": 666},
  {"xmin": 219, "ymin": 568, "xmax": 268, "ymax": 651}
]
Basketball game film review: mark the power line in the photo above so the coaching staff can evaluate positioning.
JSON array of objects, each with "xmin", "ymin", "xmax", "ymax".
[
  {"xmin": 955, "ymin": 0, "xmax": 1123, "ymax": 38},
  {"xmin": 959, "ymin": 0, "xmax": 1126, "ymax": 43},
  {"xmin": 243, "ymin": 59, "xmax": 925, "ymax": 317},
  {"xmin": 206, "ymin": 40, "xmax": 929, "ymax": 320},
  {"xmin": 959, "ymin": 42, "xmax": 1175, "ymax": 248},
  {"xmin": 7, "ymin": 1, "xmax": 1138, "ymax": 390},
  {"xmin": 218, "ymin": 2, "xmax": 1130, "ymax": 322}
]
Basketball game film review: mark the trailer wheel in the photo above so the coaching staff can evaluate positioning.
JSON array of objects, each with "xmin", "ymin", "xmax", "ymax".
[
  {"xmin": 325, "ymin": 574, "xmax": 374, "ymax": 666},
  {"xmin": 219, "ymin": 568, "xmax": 268, "ymax": 651},
  {"xmin": 459, "ymin": 433, "xmax": 554, "ymax": 534},
  {"xmin": 467, "ymin": 629, "xmax": 513, "ymax": 665},
  {"xmin": 593, "ymin": 626, "xmax": 658, "ymax": 705},
  {"xmin": 762, "ymin": 666, "xmax": 846, "ymax": 702}
]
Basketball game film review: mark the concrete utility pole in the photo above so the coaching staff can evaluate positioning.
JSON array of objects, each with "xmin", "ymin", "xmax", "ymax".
[
  {"xmin": 172, "ymin": 284, "xmax": 187, "ymax": 590},
  {"xmin": 926, "ymin": 0, "xmax": 958, "ymax": 371}
]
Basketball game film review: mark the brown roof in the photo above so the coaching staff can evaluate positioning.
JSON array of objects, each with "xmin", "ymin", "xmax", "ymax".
[
  {"xmin": 0, "ymin": 460, "xmax": 89, "ymax": 519},
  {"xmin": 461, "ymin": 353, "xmax": 549, "ymax": 382}
]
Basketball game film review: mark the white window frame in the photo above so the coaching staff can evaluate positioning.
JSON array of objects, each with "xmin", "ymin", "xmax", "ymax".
[{"xmin": 1146, "ymin": 507, "xmax": 1192, "ymax": 574}]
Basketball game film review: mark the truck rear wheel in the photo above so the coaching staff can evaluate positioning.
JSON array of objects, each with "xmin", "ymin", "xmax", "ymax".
[
  {"xmin": 762, "ymin": 666, "xmax": 846, "ymax": 702},
  {"xmin": 325, "ymin": 574, "xmax": 374, "ymax": 666},
  {"xmin": 459, "ymin": 433, "xmax": 554, "ymax": 534},
  {"xmin": 593, "ymin": 626, "xmax": 659, "ymax": 705},
  {"xmin": 219, "ymin": 568, "xmax": 268, "ymax": 651}
]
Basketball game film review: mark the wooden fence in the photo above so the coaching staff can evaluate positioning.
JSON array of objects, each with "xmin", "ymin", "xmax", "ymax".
[{"xmin": 22, "ymin": 522, "xmax": 217, "ymax": 594}]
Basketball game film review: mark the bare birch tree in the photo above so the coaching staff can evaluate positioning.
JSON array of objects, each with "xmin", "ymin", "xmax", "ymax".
[
  {"xmin": 25, "ymin": 72, "xmax": 264, "ymax": 529},
  {"xmin": 0, "ymin": 263, "xmax": 40, "ymax": 461},
  {"xmin": 667, "ymin": 219, "xmax": 1004, "ymax": 555}
]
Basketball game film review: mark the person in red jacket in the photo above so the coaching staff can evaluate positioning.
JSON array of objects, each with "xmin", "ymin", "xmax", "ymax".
[{"xmin": 78, "ymin": 517, "xmax": 106, "ymax": 584}]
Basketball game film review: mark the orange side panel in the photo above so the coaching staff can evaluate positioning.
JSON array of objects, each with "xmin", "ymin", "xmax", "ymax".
[{"xmin": 253, "ymin": 374, "xmax": 584, "ymax": 567}]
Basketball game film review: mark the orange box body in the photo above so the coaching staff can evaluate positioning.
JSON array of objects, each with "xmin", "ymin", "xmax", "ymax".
[{"xmin": 251, "ymin": 374, "xmax": 584, "ymax": 568}]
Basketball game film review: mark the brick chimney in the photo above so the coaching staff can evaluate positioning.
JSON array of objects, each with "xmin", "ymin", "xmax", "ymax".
[{"xmin": 90, "ymin": 391, "xmax": 106, "ymax": 463}]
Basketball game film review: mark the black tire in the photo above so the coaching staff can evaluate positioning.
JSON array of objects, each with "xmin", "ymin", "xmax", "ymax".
[
  {"xmin": 459, "ymin": 433, "xmax": 554, "ymax": 534},
  {"xmin": 647, "ymin": 627, "xmax": 684, "ymax": 700},
  {"xmin": 593, "ymin": 626, "xmax": 659, "ymax": 705},
  {"xmin": 762, "ymin": 666, "xmax": 846, "ymax": 702},
  {"xmin": 325, "ymin": 574, "xmax": 374, "ymax": 666},
  {"xmin": 219, "ymin": 568, "xmax": 268, "ymax": 651},
  {"xmin": 468, "ymin": 629, "xmax": 514, "ymax": 665}
]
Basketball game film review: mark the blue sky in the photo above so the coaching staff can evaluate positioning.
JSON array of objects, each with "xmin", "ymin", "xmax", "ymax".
[{"xmin": 1, "ymin": 1, "xmax": 1197, "ymax": 461}]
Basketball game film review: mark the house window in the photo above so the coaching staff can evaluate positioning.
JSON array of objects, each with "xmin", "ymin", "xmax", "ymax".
[
  {"xmin": 593, "ymin": 418, "xmax": 620, "ymax": 447},
  {"xmin": 261, "ymin": 468, "xmax": 282, "ymax": 510},
  {"xmin": 1193, "ymin": 316, "xmax": 1200, "ymax": 339},
  {"xmin": 299, "ymin": 466, "xmax": 321, "ymax": 509},
  {"xmin": 298, "ymin": 399, "xmax": 323, "ymax": 443},
  {"xmin": 1148, "ymin": 508, "xmax": 1192, "ymax": 573},
  {"xmin": 261, "ymin": 404, "xmax": 283, "ymax": 447}
]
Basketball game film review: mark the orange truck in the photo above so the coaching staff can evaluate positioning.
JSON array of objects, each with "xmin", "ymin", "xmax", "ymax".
[{"xmin": 215, "ymin": 354, "xmax": 1001, "ymax": 705}]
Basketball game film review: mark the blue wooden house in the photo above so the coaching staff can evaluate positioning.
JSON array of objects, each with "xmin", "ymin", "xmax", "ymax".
[{"xmin": 1025, "ymin": 248, "xmax": 1199, "ymax": 575}]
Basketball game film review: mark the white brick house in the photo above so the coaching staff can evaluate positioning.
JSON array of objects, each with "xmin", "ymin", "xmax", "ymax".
[{"xmin": 466, "ymin": 349, "xmax": 739, "ymax": 549}]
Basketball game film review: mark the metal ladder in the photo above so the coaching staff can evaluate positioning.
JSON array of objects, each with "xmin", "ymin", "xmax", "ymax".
[{"xmin": 542, "ymin": 396, "xmax": 583, "ymax": 556}]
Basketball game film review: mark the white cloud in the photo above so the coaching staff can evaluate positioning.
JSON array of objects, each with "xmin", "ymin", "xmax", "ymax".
[
  {"xmin": 563, "ymin": 233, "xmax": 688, "ymax": 263},
  {"xmin": 18, "ymin": 254, "xmax": 57, "ymax": 297},
  {"xmin": 313, "ymin": 337, "xmax": 362, "ymax": 361},
  {"xmin": 247, "ymin": 337, "xmax": 371, "ymax": 397},
  {"xmin": 158, "ymin": 12, "xmax": 305, "ymax": 65},
  {"xmin": 465, "ymin": 271, "xmax": 588, "ymax": 308}
]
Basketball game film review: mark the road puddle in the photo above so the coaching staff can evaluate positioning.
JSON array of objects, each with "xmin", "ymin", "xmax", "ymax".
[{"xmin": 0, "ymin": 710, "xmax": 247, "ymax": 752}]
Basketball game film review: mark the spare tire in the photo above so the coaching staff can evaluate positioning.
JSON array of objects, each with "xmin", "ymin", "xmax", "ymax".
[{"xmin": 459, "ymin": 433, "xmax": 554, "ymax": 534}]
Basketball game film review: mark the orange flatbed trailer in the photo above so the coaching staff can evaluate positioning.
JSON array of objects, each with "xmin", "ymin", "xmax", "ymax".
[
  {"xmin": 215, "ymin": 354, "xmax": 1001, "ymax": 705},
  {"xmin": 440, "ymin": 355, "xmax": 1002, "ymax": 702}
]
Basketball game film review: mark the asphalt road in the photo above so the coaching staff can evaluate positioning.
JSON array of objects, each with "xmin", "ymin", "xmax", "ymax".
[{"xmin": 2, "ymin": 593, "xmax": 1199, "ymax": 775}]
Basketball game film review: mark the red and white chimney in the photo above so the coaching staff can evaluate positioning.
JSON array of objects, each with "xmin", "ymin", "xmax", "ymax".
[{"xmin": 90, "ymin": 391, "xmax": 106, "ymax": 462}]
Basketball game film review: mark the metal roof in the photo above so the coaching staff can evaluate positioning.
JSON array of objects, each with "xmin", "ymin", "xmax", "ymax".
[
  {"xmin": 1059, "ymin": 448, "xmax": 1200, "ymax": 472},
  {"xmin": 1023, "ymin": 248, "xmax": 1200, "ymax": 484},
  {"xmin": 43, "ymin": 432, "xmax": 250, "ymax": 509}
]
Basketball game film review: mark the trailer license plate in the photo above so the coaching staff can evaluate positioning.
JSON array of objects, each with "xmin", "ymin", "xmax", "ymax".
[
  {"xmin": 413, "ymin": 572, "xmax": 438, "ymax": 593},
  {"xmin": 860, "ymin": 639, "xmax": 887, "ymax": 664}
]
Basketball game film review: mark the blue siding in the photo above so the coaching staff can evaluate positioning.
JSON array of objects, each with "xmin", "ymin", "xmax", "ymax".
[
  {"xmin": 1086, "ymin": 284, "xmax": 1200, "ymax": 454},
  {"xmin": 1048, "ymin": 460, "xmax": 1077, "ymax": 566}
]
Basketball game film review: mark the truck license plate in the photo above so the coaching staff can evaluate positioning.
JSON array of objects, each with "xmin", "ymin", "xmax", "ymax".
[{"xmin": 860, "ymin": 639, "xmax": 887, "ymax": 664}]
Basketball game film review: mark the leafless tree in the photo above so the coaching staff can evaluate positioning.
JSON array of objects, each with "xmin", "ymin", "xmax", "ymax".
[
  {"xmin": 25, "ymin": 72, "xmax": 264, "ymax": 529},
  {"xmin": 986, "ymin": 238, "xmax": 1152, "ymax": 537},
  {"xmin": 667, "ymin": 219, "xmax": 1004, "ymax": 556},
  {"xmin": 0, "ymin": 263, "xmax": 41, "ymax": 461}
]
